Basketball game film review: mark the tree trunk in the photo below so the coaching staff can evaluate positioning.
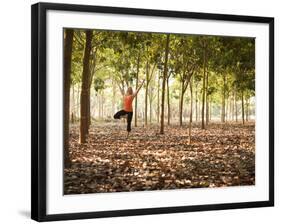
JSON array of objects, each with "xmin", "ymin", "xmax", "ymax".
[
  {"xmin": 232, "ymin": 92, "xmax": 235, "ymax": 121},
  {"xmin": 205, "ymin": 71, "xmax": 209, "ymax": 126},
  {"xmin": 190, "ymin": 78, "xmax": 193, "ymax": 123},
  {"xmin": 112, "ymin": 79, "xmax": 116, "ymax": 116},
  {"xmin": 209, "ymin": 100, "xmax": 211, "ymax": 121},
  {"xmin": 86, "ymin": 51, "xmax": 97, "ymax": 133},
  {"xmin": 134, "ymin": 52, "xmax": 140, "ymax": 127},
  {"xmin": 246, "ymin": 98, "xmax": 249, "ymax": 121},
  {"xmin": 76, "ymin": 85, "xmax": 80, "ymax": 119},
  {"xmin": 63, "ymin": 29, "xmax": 74, "ymax": 168},
  {"xmin": 145, "ymin": 85, "xmax": 148, "ymax": 126},
  {"xmin": 80, "ymin": 30, "xmax": 92, "ymax": 143},
  {"xmin": 195, "ymin": 83, "xmax": 198, "ymax": 122},
  {"xmin": 167, "ymin": 77, "xmax": 170, "ymax": 125},
  {"xmin": 157, "ymin": 71, "xmax": 160, "ymax": 123},
  {"xmin": 189, "ymin": 78, "xmax": 193, "ymax": 144},
  {"xmin": 235, "ymin": 90, "xmax": 238, "ymax": 122},
  {"xmin": 101, "ymin": 91, "xmax": 104, "ymax": 119},
  {"xmin": 225, "ymin": 96, "xmax": 228, "ymax": 122},
  {"xmin": 149, "ymin": 89, "xmax": 153, "ymax": 124},
  {"xmin": 86, "ymin": 89, "xmax": 91, "ymax": 133},
  {"xmin": 160, "ymin": 34, "xmax": 170, "ymax": 134},
  {"xmin": 230, "ymin": 92, "xmax": 233, "ymax": 121},
  {"xmin": 98, "ymin": 93, "xmax": 101, "ymax": 119},
  {"xmin": 145, "ymin": 62, "xmax": 149, "ymax": 126},
  {"xmin": 201, "ymin": 44, "xmax": 206, "ymax": 129},
  {"xmin": 228, "ymin": 95, "xmax": 231, "ymax": 121},
  {"xmin": 71, "ymin": 85, "xmax": 75, "ymax": 123},
  {"xmin": 91, "ymin": 94, "xmax": 95, "ymax": 119},
  {"xmin": 241, "ymin": 90, "xmax": 245, "ymax": 124},
  {"xmin": 221, "ymin": 73, "xmax": 226, "ymax": 123},
  {"xmin": 179, "ymin": 82, "xmax": 184, "ymax": 126}
]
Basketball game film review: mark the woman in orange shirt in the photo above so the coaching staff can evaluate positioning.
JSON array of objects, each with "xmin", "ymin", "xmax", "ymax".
[{"xmin": 114, "ymin": 80, "xmax": 145, "ymax": 134}]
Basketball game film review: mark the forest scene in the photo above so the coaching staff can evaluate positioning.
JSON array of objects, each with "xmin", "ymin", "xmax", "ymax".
[{"xmin": 63, "ymin": 28, "xmax": 255, "ymax": 195}]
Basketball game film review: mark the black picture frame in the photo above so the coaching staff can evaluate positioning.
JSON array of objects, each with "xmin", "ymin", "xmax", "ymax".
[{"xmin": 31, "ymin": 2, "xmax": 274, "ymax": 222}]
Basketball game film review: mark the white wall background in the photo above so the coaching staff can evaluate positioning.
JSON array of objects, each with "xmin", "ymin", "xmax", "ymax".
[{"xmin": 0, "ymin": 0, "xmax": 279, "ymax": 223}]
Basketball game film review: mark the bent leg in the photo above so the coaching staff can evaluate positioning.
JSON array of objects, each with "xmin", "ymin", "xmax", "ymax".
[{"xmin": 114, "ymin": 110, "xmax": 126, "ymax": 119}]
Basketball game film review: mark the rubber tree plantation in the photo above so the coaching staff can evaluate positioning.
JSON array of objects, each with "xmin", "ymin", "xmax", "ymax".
[{"xmin": 63, "ymin": 29, "xmax": 255, "ymax": 194}]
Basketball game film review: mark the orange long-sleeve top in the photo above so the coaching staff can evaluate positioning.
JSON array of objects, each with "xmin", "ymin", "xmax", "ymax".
[{"xmin": 123, "ymin": 95, "xmax": 134, "ymax": 112}]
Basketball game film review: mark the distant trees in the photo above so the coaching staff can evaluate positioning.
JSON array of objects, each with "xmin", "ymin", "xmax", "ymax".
[
  {"xmin": 170, "ymin": 36, "xmax": 199, "ymax": 127},
  {"xmin": 233, "ymin": 38, "xmax": 255, "ymax": 124}
]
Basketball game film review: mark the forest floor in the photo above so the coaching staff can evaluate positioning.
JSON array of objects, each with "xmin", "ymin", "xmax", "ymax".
[{"xmin": 64, "ymin": 121, "xmax": 255, "ymax": 194}]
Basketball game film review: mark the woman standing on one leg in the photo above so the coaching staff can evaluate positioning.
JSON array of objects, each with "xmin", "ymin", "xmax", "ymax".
[{"xmin": 114, "ymin": 80, "xmax": 145, "ymax": 136}]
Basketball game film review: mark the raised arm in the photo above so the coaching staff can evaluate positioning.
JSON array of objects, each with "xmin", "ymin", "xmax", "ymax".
[{"xmin": 133, "ymin": 79, "xmax": 145, "ymax": 98}]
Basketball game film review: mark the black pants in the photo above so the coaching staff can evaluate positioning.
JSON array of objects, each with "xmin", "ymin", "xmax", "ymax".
[{"xmin": 114, "ymin": 110, "xmax": 133, "ymax": 132}]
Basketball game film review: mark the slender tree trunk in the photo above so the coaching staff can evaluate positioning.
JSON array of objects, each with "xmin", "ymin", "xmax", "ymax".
[
  {"xmin": 221, "ymin": 73, "xmax": 226, "ymax": 123},
  {"xmin": 149, "ymin": 89, "xmax": 153, "ymax": 124},
  {"xmin": 76, "ymin": 85, "xmax": 80, "ymax": 119},
  {"xmin": 227, "ymin": 91, "xmax": 229, "ymax": 122},
  {"xmin": 145, "ymin": 85, "xmax": 148, "ymax": 126},
  {"xmin": 205, "ymin": 71, "xmax": 209, "ymax": 126},
  {"xmin": 232, "ymin": 92, "xmax": 234, "ymax": 121},
  {"xmin": 86, "ymin": 54, "xmax": 97, "ymax": 133},
  {"xmin": 101, "ymin": 91, "xmax": 104, "ymax": 119},
  {"xmin": 98, "ymin": 93, "xmax": 101, "ymax": 119},
  {"xmin": 86, "ymin": 89, "xmax": 91, "ymax": 133},
  {"xmin": 201, "ymin": 44, "xmax": 206, "ymax": 129},
  {"xmin": 189, "ymin": 78, "xmax": 193, "ymax": 144},
  {"xmin": 134, "ymin": 52, "xmax": 140, "ymax": 127},
  {"xmin": 230, "ymin": 92, "xmax": 233, "ymax": 121},
  {"xmin": 99, "ymin": 94, "xmax": 102, "ymax": 119},
  {"xmin": 195, "ymin": 84, "xmax": 198, "ymax": 122},
  {"xmin": 179, "ymin": 82, "xmax": 184, "ymax": 126},
  {"xmin": 235, "ymin": 90, "xmax": 238, "ymax": 122},
  {"xmin": 229, "ymin": 94, "xmax": 232, "ymax": 121},
  {"xmin": 209, "ymin": 100, "xmax": 211, "ymax": 121},
  {"xmin": 228, "ymin": 96, "xmax": 231, "ymax": 121},
  {"xmin": 246, "ymin": 98, "xmax": 249, "ymax": 121},
  {"xmin": 167, "ymin": 77, "xmax": 170, "ymax": 125},
  {"xmin": 71, "ymin": 85, "xmax": 75, "ymax": 123},
  {"xmin": 112, "ymin": 79, "xmax": 116, "ymax": 115},
  {"xmin": 225, "ymin": 96, "xmax": 228, "ymax": 122},
  {"xmin": 145, "ymin": 62, "xmax": 149, "ymax": 126},
  {"xmin": 91, "ymin": 94, "xmax": 94, "ymax": 119},
  {"xmin": 241, "ymin": 90, "xmax": 245, "ymax": 124},
  {"xmin": 157, "ymin": 71, "xmax": 160, "ymax": 123},
  {"xmin": 160, "ymin": 34, "xmax": 170, "ymax": 134},
  {"xmin": 80, "ymin": 30, "xmax": 92, "ymax": 143},
  {"xmin": 190, "ymin": 76, "xmax": 194, "ymax": 123},
  {"xmin": 63, "ymin": 29, "xmax": 74, "ymax": 168}
]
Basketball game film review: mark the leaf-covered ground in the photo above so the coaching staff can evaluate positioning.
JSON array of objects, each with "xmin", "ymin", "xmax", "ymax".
[{"xmin": 64, "ymin": 121, "xmax": 255, "ymax": 194}]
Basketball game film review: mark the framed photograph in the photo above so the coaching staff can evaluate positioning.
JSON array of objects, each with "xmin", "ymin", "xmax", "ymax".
[{"xmin": 31, "ymin": 2, "xmax": 274, "ymax": 222}]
